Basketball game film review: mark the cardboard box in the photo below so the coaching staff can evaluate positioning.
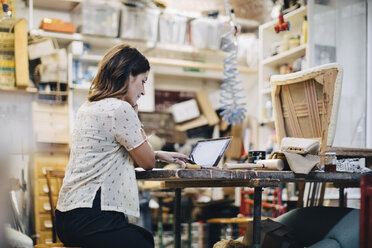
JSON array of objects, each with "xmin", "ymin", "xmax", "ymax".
[
  {"xmin": 40, "ymin": 18, "xmax": 75, "ymax": 34},
  {"xmin": 171, "ymin": 99, "xmax": 200, "ymax": 123},
  {"xmin": 28, "ymin": 39, "xmax": 56, "ymax": 60}
]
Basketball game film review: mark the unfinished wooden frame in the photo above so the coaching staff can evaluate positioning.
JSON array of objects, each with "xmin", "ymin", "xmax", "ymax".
[{"xmin": 270, "ymin": 63, "xmax": 343, "ymax": 152}]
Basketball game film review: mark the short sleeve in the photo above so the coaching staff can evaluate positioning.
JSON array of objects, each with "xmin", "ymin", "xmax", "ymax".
[{"xmin": 113, "ymin": 101, "xmax": 145, "ymax": 151}]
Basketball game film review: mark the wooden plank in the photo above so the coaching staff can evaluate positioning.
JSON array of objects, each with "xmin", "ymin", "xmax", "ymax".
[
  {"xmin": 225, "ymin": 124, "xmax": 243, "ymax": 159},
  {"xmin": 296, "ymin": 182, "xmax": 305, "ymax": 208},
  {"xmin": 14, "ymin": 19, "xmax": 29, "ymax": 87},
  {"xmin": 272, "ymin": 87, "xmax": 286, "ymax": 147},
  {"xmin": 282, "ymin": 85, "xmax": 303, "ymax": 137},
  {"xmin": 195, "ymin": 90, "xmax": 219, "ymax": 126},
  {"xmin": 162, "ymin": 179, "xmax": 280, "ymax": 188},
  {"xmin": 318, "ymin": 183, "xmax": 326, "ymax": 206},
  {"xmin": 148, "ymin": 57, "xmax": 257, "ymax": 74},
  {"xmin": 327, "ymin": 147, "xmax": 372, "ymax": 157},
  {"xmin": 174, "ymin": 115, "xmax": 209, "ymax": 131},
  {"xmin": 282, "ymin": 102, "xmax": 323, "ymax": 118},
  {"xmin": 271, "ymin": 70, "xmax": 328, "ymax": 86},
  {"xmin": 321, "ymin": 69, "xmax": 338, "ymax": 150},
  {"xmin": 305, "ymin": 79, "xmax": 322, "ymax": 137},
  {"xmin": 136, "ymin": 169, "xmax": 365, "ymax": 185}
]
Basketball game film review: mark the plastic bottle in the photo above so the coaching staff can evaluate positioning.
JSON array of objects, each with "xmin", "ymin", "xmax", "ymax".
[{"xmin": 301, "ymin": 16, "xmax": 308, "ymax": 45}]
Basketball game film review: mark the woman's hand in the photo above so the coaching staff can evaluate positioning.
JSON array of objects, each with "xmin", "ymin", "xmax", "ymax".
[{"xmin": 155, "ymin": 151, "xmax": 188, "ymax": 167}]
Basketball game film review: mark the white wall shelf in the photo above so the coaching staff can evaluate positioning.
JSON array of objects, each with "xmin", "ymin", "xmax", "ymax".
[
  {"xmin": 29, "ymin": 29, "xmax": 147, "ymax": 49},
  {"xmin": 260, "ymin": 6, "xmax": 307, "ymax": 30},
  {"xmin": 31, "ymin": 0, "xmax": 81, "ymax": 11},
  {"xmin": 69, "ymin": 84, "xmax": 90, "ymax": 90},
  {"xmin": 73, "ymin": 54, "xmax": 102, "ymax": 63},
  {"xmin": 0, "ymin": 86, "xmax": 38, "ymax": 94},
  {"xmin": 149, "ymin": 57, "xmax": 257, "ymax": 74},
  {"xmin": 68, "ymin": 56, "xmax": 257, "ymax": 89},
  {"xmin": 257, "ymin": 5, "xmax": 308, "ymax": 149},
  {"xmin": 30, "ymin": 29, "xmax": 231, "ymax": 57},
  {"xmin": 262, "ymin": 44, "xmax": 306, "ymax": 67}
]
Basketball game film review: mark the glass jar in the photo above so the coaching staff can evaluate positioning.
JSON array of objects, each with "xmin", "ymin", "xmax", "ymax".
[{"xmin": 324, "ymin": 152, "xmax": 337, "ymax": 172}]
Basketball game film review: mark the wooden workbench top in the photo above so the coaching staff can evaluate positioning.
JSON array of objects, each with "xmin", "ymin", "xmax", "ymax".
[{"xmin": 135, "ymin": 168, "xmax": 370, "ymax": 188}]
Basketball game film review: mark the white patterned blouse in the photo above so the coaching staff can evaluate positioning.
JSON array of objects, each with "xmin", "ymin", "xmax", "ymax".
[{"xmin": 56, "ymin": 98, "xmax": 145, "ymax": 222}]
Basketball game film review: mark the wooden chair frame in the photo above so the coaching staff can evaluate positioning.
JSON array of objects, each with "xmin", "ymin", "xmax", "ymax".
[
  {"xmin": 271, "ymin": 63, "xmax": 372, "ymax": 162},
  {"xmin": 270, "ymin": 63, "xmax": 372, "ymax": 208},
  {"xmin": 270, "ymin": 63, "xmax": 342, "ymax": 152}
]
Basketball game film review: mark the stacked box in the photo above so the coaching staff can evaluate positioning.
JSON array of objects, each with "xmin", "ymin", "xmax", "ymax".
[
  {"xmin": 71, "ymin": 1, "xmax": 120, "ymax": 37},
  {"xmin": 0, "ymin": 32, "xmax": 15, "ymax": 87},
  {"xmin": 120, "ymin": 5, "xmax": 160, "ymax": 42}
]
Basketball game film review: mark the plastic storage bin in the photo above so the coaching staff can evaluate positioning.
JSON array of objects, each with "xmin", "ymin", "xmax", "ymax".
[
  {"xmin": 190, "ymin": 18, "xmax": 224, "ymax": 50},
  {"xmin": 71, "ymin": 1, "xmax": 120, "ymax": 37},
  {"xmin": 120, "ymin": 5, "xmax": 160, "ymax": 42},
  {"xmin": 159, "ymin": 13, "xmax": 188, "ymax": 45}
]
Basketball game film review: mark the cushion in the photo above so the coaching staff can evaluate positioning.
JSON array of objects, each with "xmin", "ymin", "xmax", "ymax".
[{"xmin": 274, "ymin": 207, "xmax": 352, "ymax": 247}]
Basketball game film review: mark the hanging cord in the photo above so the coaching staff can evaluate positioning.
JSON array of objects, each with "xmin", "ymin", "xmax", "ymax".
[{"xmin": 219, "ymin": 0, "xmax": 246, "ymax": 126}]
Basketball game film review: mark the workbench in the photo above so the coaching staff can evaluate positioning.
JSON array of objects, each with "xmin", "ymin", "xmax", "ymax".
[{"xmin": 136, "ymin": 169, "xmax": 366, "ymax": 248}]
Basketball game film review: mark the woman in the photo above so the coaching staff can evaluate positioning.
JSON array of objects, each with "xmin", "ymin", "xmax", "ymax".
[{"xmin": 55, "ymin": 44, "xmax": 188, "ymax": 248}]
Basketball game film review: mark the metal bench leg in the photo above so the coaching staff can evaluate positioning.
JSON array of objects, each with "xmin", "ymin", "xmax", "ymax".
[
  {"xmin": 339, "ymin": 187, "xmax": 345, "ymax": 207},
  {"xmin": 174, "ymin": 188, "xmax": 181, "ymax": 248},
  {"xmin": 253, "ymin": 187, "xmax": 262, "ymax": 248}
]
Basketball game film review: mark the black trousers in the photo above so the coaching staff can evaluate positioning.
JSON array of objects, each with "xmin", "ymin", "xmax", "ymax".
[{"xmin": 55, "ymin": 190, "xmax": 154, "ymax": 248}]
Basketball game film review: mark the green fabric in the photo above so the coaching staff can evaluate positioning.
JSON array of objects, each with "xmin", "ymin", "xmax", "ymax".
[
  {"xmin": 307, "ymin": 238, "xmax": 340, "ymax": 248},
  {"xmin": 320, "ymin": 210, "xmax": 359, "ymax": 248},
  {"xmin": 274, "ymin": 207, "xmax": 353, "ymax": 247}
]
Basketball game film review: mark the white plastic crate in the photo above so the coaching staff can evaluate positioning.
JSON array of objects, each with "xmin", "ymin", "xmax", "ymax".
[
  {"xmin": 159, "ymin": 13, "xmax": 188, "ymax": 45},
  {"xmin": 71, "ymin": 1, "xmax": 120, "ymax": 37},
  {"xmin": 190, "ymin": 17, "xmax": 224, "ymax": 50},
  {"xmin": 120, "ymin": 5, "xmax": 160, "ymax": 42}
]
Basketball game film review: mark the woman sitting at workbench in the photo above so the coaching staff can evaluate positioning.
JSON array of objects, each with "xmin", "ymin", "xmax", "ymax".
[{"xmin": 55, "ymin": 44, "xmax": 188, "ymax": 248}]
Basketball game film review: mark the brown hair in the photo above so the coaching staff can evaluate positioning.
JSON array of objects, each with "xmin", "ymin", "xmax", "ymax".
[{"xmin": 88, "ymin": 44, "xmax": 150, "ymax": 102}]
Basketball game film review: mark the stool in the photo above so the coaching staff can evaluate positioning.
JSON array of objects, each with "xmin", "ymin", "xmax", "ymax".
[
  {"xmin": 207, "ymin": 217, "xmax": 270, "ymax": 237},
  {"xmin": 34, "ymin": 243, "xmax": 80, "ymax": 248}
]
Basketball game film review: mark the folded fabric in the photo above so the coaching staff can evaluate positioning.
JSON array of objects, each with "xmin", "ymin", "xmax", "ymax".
[
  {"xmin": 281, "ymin": 137, "xmax": 320, "ymax": 154},
  {"xmin": 283, "ymin": 152, "xmax": 320, "ymax": 174}
]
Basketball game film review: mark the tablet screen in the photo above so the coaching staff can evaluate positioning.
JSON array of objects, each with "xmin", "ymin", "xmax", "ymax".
[{"xmin": 189, "ymin": 137, "xmax": 232, "ymax": 167}]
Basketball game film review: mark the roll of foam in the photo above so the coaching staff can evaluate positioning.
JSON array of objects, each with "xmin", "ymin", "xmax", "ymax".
[
  {"xmin": 223, "ymin": 159, "xmax": 284, "ymax": 171},
  {"xmin": 256, "ymin": 159, "xmax": 284, "ymax": 171}
]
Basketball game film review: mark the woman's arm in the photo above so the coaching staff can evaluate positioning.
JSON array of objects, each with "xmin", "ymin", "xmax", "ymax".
[{"xmin": 129, "ymin": 141, "xmax": 155, "ymax": 170}]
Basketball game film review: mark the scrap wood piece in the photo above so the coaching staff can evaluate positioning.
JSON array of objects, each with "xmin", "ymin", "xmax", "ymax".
[
  {"xmin": 282, "ymin": 101, "xmax": 323, "ymax": 118},
  {"xmin": 282, "ymin": 85, "xmax": 303, "ymax": 137},
  {"xmin": 305, "ymin": 79, "xmax": 322, "ymax": 137},
  {"xmin": 274, "ymin": 93, "xmax": 287, "ymax": 141},
  {"xmin": 196, "ymin": 90, "xmax": 219, "ymax": 126}
]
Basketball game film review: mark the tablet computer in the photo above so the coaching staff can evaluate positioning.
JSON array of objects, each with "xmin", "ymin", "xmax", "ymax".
[{"xmin": 188, "ymin": 137, "xmax": 232, "ymax": 167}]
